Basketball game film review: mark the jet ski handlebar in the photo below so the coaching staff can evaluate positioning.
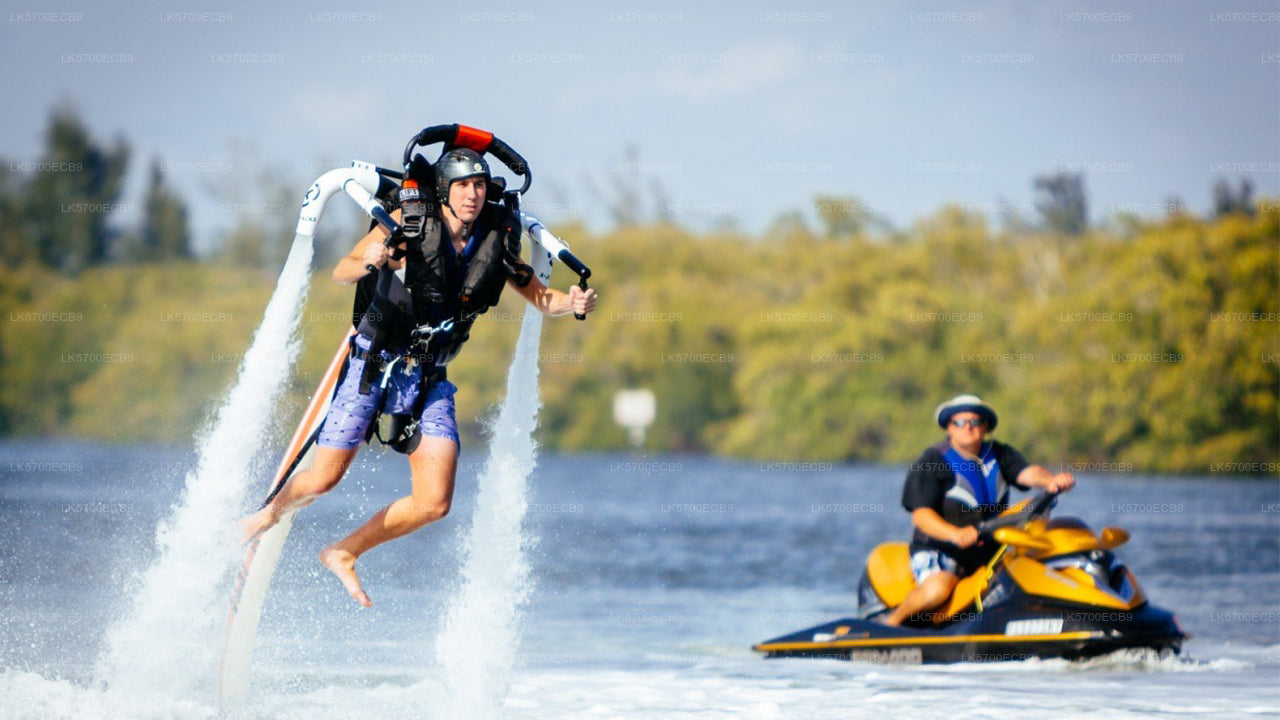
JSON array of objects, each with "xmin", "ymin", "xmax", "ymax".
[{"xmin": 976, "ymin": 489, "xmax": 1058, "ymax": 535}]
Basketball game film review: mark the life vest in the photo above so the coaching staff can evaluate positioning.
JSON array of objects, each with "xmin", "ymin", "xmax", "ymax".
[
  {"xmin": 940, "ymin": 442, "xmax": 1009, "ymax": 526},
  {"xmin": 354, "ymin": 200, "xmax": 521, "ymax": 379}
]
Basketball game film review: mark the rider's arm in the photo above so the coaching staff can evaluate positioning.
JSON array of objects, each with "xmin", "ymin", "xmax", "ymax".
[
  {"xmin": 509, "ymin": 276, "xmax": 595, "ymax": 317},
  {"xmin": 1015, "ymin": 465, "xmax": 1075, "ymax": 493},
  {"xmin": 911, "ymin": 507, "xmax": 973, "ymax": 545},
  {"xmin": 333, "ymin": 209, "xmax": 404, "ymax": 284}
]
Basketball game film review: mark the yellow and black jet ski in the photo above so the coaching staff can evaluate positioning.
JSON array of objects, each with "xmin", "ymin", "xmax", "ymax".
[{"xmin": 753, "ymin": 491, "xmax": 1187, "ymax": 664}]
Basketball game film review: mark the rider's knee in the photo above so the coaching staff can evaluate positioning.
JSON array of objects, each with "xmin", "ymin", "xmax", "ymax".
[
  {"xmin": 921, "ymin": 573, "xmax": 958, "ymax": 606},
  {"xmin": 307, "ymin": 459, "xmax": 350, "ymax": 496},
  {"xmin": 411, "ymin": 495, "xmax": 451, "ymax": 524}
]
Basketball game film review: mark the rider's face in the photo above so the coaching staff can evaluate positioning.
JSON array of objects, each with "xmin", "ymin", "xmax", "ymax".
[
  {"xmin": 447, "ymin": 177, "xmax": 487, "ymax": 223},
  {"xmin": 946, "ymin": 412, "xmax": 987, "ymax": 445}
]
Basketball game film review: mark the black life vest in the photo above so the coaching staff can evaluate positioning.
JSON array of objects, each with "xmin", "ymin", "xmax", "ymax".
[{"xmin": 354, "ymin": 200, "xmax": 520, "ymax": 376}]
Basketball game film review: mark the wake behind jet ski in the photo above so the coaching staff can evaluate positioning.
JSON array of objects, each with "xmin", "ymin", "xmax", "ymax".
[{"xmin": 753, "ymin": 490, "xmax": 1187, "ymax": 664}]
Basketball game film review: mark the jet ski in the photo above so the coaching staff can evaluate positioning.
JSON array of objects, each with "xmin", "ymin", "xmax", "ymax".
[{"xmin": 753, "ymin": 491, "xmax": 1187, "ymax": 664}]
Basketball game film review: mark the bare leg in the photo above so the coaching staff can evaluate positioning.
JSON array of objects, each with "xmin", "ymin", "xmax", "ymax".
[
  {"xmin": 240, "ymin": 445, "xmax": 358, "ymax": 542},
  {"xmin": 883, "ymin": 571, "xmax": 959, "ymax": 626},
  {"xmin": 320, "ymin": 436, "xmax": 459, "ymax": 607}
]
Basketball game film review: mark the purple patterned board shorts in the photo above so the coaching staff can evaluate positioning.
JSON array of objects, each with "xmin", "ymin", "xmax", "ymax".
[{"xmin": 317, "ymin": 334, "xmax": 459, "ymax": 449}]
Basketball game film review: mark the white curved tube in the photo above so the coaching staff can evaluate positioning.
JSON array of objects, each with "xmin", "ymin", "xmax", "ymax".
[
  {"xmin": 294, "ymin": 161, "xmax": 384, "ymax": 236},
  {"xmin": 519, "ymin": 212, "xmax": 570, "ymax": 257}
]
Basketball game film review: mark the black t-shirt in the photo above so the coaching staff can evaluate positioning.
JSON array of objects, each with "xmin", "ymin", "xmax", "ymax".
[{"xmin": 901, "ymin": 439, "xmax": 1031, "ymax": 572}]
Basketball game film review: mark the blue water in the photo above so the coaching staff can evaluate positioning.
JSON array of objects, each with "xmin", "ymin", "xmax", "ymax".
[{"xmin": 2, "ymin": 440, "xmax": 1278, "ymax": 719}]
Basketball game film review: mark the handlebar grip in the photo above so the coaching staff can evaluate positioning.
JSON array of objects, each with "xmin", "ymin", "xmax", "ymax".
[
  {"xmin": 488, "ymin": 136, "xmax": 532, "ymax": 194},
  {"xmin": 574, "ymin": 277, "xmax": 589, "ymax": 321},
  {"xmin": 364, "ymin": 218, "xmax": 404, "ymax": 276},
  {"xmin": 403, "ymin": 124, "xmax": 461, "ymax": 166},
  {"xmin": 486, "ymin": 136, "xmax": 526, "ymax": 175},
  {"xmin": 557, "ymin": 251, "xmax": 591, "ymax": 281}
]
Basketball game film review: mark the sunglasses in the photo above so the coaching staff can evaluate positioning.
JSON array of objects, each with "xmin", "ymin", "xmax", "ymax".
[{"xmin": 950, "ymin": 418, "xmax": 986, "ymax": 429}]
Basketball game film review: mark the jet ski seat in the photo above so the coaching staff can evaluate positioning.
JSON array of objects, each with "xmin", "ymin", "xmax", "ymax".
[
  {"xmin": 865, "ymin": 542, "xmax": 993, "ymax": 625},
  {"xmin": 865, "ymin": 542, "xmax": 915, "ymax": 609}
]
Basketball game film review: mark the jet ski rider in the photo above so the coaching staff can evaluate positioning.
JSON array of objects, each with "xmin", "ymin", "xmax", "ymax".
[
  {"xmin": 882, "ymin": 395, "xmax": 1075, "ymax": 626},
  {"xmin": 241, "ymin": 147, "xmax": 598, "ymax": 607}
]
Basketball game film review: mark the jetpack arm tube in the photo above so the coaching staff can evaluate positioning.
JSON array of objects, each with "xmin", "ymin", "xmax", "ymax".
[
  {"xmin": 295, "ymin": 161, "xmax": 402, "ymax": 238},
  {"xmin": 295, "ymin": 161, "xmax": 404, "ymax": 272},
  {"xmin": 520, "ymin": 212, "xmax": 591, "ymax": 320}
]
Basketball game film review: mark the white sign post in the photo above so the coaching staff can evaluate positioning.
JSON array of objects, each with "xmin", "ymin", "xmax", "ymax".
[{"xmin": 613, "ymin": 389, "xmax": 656, "ymax": 448}]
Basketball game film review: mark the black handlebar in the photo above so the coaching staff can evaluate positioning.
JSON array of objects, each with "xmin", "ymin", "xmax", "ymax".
[
  {"xmin": 551, "ymin": 247, "xmax": 591, "ymax": 321},
  {"xmin": 402, "ymin": 125, "xmax": 457, "ymax": 166},
  {"xmin": 976, "ymin": 490, "xmax": 1057, "ymax": 535},
  {"xmin": 362, "ymin": 205, "xmax": 404, "ymax": 273}
]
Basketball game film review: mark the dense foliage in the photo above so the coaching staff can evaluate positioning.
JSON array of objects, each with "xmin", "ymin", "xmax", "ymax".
[
  {"xmin": 1, "ymin": 108, "xmax": 1275, "ymax": 472},
  {"xmin": 1, "ymin": 207, "xmax": 1274, "ymax": 473}
]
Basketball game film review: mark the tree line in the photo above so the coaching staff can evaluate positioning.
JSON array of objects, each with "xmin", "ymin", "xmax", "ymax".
[{"xmin": 1, "ymin": 107, "xmax": 1275, "ymax": 472}]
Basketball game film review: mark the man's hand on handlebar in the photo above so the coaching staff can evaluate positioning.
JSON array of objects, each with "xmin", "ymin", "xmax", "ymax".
[
  {"xmin": 950, "ymin": 525, "xmax": 980, "ymax": 548},
  {"xmin": 568, "ymin": 285, "xmax": 597, "ymax": 316},
  {"xmin": 1046, "ymin": 472, "xmax": 1075, "ymax": 493},
  {"xmin": 363, "ymin": 243, "xmax": 391, "ymax": 273}
]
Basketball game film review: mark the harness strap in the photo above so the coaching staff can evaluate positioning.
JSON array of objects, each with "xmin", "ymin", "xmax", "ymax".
[{"xmin": 348, "ymin": 333, "xmax": 448, "ymax": 452}]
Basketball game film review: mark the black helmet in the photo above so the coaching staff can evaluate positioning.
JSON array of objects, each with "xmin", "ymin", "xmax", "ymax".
[{"xmin": 434, "ymin": 147, "xmax": 490, "ymax": 204}]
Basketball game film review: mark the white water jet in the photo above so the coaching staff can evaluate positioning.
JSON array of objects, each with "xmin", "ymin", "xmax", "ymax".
[
  {"xmin": 95, "ymin": 234, "xmax": 315, "ymax": 699},
  {"xmin": 434, "ymin": 305, "xmax": 544, "ymax": 719}
]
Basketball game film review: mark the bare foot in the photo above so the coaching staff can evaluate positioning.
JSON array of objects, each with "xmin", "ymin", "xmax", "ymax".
[
  {"xmin": 319, "ymin": 545, "xmax": 372, "ymax": 607},
  {"xmin": 239, "ymin": 507, "xmax": 275, "ymax": 544}
]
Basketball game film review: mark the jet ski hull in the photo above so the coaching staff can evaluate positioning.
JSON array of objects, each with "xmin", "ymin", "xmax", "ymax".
[
  {"xmin": 755, "ymin": 600, "xmax": 1184, "ymax": 664},
  {"xmin": 755, "ymin": 500, "xmax": 1188, "ymax": 664}
]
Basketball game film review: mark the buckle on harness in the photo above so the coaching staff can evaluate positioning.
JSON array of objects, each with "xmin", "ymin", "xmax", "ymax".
[{"xmin": 410, "ymin": 318, "xmax": 454, "ymax": 341}]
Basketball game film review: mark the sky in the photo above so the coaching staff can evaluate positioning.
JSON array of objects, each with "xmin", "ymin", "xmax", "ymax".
[{"xmin": 1, "ymin": 0, "xmax": 1277, "ymax": 253}]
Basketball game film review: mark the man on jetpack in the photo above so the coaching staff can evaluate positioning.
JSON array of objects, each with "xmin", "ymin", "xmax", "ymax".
[{"xmin": 240, "ymin": 147, "xmax": 597, "ymax": 607}]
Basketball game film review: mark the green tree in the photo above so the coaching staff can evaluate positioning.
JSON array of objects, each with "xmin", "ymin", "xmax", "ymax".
[
  {"xmin": 1034, "ymin": 171, "xmax": 1087, "ymax": 236},
  {"xmin": 1211, "ymin": 177, "xmax": 1254, "ymax": 218},
  {"xmin": 23, "ymin": 104, "xmax": 130, "ymax": 274},
  {"xmin": 138, "ymin": 159, "xmax": 192, "ymax": 260},
  {"xmin": 814, "ymin": 194, "xmax": 866, "ymax": 238},
  {"xmin": 0, "ymin": 166, "xmax": 33, "ymax": 267}
]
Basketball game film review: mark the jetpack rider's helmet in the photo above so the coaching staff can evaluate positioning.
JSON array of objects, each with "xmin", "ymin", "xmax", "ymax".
[{"xmin": 434, "ymin": 147, "xmax": 491, "ymax": 206}]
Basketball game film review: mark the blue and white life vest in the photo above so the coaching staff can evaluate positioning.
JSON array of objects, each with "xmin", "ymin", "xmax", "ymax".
[{"xmin": 942, "ymin": 443, "xmax": 1008, "ymax": 519}]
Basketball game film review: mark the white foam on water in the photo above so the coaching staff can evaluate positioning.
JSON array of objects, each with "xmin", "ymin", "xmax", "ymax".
[
  {"xmin": 93, "ymin": 234, "xmax": 315, "ymax": 701},
  {"xmin": 8, "ymin": 656, "xmax": 1280, "ymax": 720},
  {"xmin": 432, "ymin": 305, "xmax": 544, "ymax": 720}
]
